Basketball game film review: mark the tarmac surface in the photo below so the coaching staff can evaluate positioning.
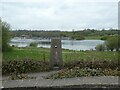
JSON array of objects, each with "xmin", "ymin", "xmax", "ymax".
[{"xmin": 1, "ymin": 71, "xmax": 120, "ymax": 89}]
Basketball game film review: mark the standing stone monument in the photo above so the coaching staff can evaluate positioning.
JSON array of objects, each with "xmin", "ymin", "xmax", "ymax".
[{"xmin": 50, "ymin": 38, "xmax": 63, "ymax": 69}]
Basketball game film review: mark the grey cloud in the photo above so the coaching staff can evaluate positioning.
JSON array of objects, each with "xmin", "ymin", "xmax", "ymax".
[{"xmin": 0, "ymin": 1, "xmax": 118, "ymax": 30}]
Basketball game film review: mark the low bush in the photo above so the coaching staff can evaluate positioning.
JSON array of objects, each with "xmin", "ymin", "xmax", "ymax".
[
  {"xmin": 2, "ymin": 59, "xmax": 119, "ymax": 79},
  {"xmin": 2, "ymin": 60, "xmax": 50, "ymax": 75},
  {"xmin": 63, "ymin": 60, "xmax": 118, "ymax": 70},
  {"xmin": 95, "ymin": 44, "xmax": 106, "ymax": 51},
  {"xmin": 101, "ymin": 36, "xmax": 108, "ymax": 40},
  {"xmin": 29, "ymin": 42, "xmax": 38, "ymax": 47},
  {"xmin": 9, "ymin": 73, "xmax": 36, "ymax": 80},
  {"xmin": 46, "ymin": 67, "xmax": 104, "ymax": 79},
  {"xmin": 46, "ymin": 60, "xmax": 119, "ymax": 79}
]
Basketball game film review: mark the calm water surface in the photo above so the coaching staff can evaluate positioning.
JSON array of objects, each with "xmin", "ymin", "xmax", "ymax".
[{"xmin": 9, "ymin": 37, "xmax": 104, "ymax": 51}]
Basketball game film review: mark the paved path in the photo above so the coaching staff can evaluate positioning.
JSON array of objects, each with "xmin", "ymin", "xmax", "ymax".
[{"xmin": 1, "ymin": 71, "xmax": 120, "ymax": 89}]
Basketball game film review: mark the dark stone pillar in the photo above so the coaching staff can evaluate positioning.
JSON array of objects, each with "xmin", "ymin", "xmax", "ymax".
[{"xmin": 50, "ymin": 38, "xmax": 63, "ymax": 69}]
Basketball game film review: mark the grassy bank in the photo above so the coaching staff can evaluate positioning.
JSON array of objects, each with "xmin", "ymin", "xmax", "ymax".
[
  {"xmin": 3, "ymin": 47, "xmax": 119, "ymax": 62},
  {"xmin": 3, "ymin": 47, "xmax": 50, "ymax": 61}
]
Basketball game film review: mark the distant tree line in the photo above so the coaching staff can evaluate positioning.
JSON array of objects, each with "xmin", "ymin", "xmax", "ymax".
[{"xmin": 11, "ymin": 29, "xmax": 118, "ymax": 40}]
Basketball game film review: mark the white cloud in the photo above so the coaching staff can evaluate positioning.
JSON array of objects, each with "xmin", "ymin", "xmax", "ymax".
[
  {"xmin": 0, "ymin": 0, "xmax": 119, "ymax": 3},
  {"xmin": 0, "ymin": 0, "xmax": 118, "ymax": 30}
]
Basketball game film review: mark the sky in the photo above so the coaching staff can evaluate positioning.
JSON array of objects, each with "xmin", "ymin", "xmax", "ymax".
[{"xmin": 0, "ymin": 0, "xmax": 119, "ymax": 31}]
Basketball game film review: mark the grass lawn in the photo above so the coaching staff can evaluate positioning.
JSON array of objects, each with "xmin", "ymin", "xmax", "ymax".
[{"xmin": 3, "ymin": 47, "xmax": 119, "ymax": 62}]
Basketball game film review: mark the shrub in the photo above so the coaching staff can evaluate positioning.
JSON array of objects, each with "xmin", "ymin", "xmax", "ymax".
[
  {"xmin": 29, "ymin": 42, "xmax": 38, "ymax": 47},
  {"xmin": 1, "ymin": 19, "xmax": 12, "ymax": 52},
  {"xmin": 95, "ymin": 44, "xmax": 106, "ymax": 51},
  {"xmin": 46, "ymin": 67, "xmax": 104, "ymax": 79},
  {"xmin": 101, "ymin": 36, "xmax": 108, "ymax": 40},
  {"xmin": 63, "ymin": 60, "xmax": 118, "ymax": 70},
  {"xmin": 2, "ymin": 60, "xmax": 50, "ymax": 75},
  {"xmin": 9, "ymin": 73, "xmax": 36, "ymax": 80},
  {"xmin": 46, "ymin": 60, "xmax": 119, "ymax": 79},
  {"xmin": 105, "ymin": 36, "xmax": 120, "ymax": 51}
]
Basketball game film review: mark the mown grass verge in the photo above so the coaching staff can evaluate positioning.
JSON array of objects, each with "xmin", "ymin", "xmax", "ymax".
[{"xmin": 3, "ymin": 47, "xmax": 119, "ymax": 62}]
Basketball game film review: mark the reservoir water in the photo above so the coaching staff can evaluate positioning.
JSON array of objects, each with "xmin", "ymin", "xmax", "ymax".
[{"xmin": 9, "ymin": 37, "xmax": 104, "ymax": 51}]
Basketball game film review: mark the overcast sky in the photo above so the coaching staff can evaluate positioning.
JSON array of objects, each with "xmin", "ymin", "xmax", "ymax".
[{"xmin": 0, "ymin": 0, "xmax": 119, "ymax": 31}]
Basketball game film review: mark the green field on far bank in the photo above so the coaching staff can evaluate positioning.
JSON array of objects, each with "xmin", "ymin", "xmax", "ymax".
[
  {"xmin": 85, "ymin": 36, "xmax": 102, "ymax": 40},
  {"xmin": 3, "ymin": 47, "xmax": 119, "ymax": 62}
]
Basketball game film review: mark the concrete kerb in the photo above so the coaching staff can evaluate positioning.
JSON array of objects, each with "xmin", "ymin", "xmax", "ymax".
[{"xmin": 2, "ymin": 71, "xmax": 119, "ymax": 89}]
